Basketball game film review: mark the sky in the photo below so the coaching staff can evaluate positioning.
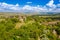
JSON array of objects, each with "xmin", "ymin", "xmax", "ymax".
[{"xmin": 0, "ymin": 0, "xmax": 60, "ymax": 12}]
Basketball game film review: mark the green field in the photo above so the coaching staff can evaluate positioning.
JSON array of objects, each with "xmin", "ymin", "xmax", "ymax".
[{"xmin": 0, "ymin": 13, "xmax": 60, "ymax": 40}]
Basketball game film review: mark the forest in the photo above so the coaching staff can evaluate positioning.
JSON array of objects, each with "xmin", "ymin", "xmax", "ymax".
[{"xmin": 0, "ymin": 13, "xmax": 60, "ymax": 40}]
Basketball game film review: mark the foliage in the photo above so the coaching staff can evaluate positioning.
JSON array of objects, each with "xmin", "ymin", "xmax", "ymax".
[{"xmin": 0, "ymin": 15, "xmax": 60, "ymax": 40}]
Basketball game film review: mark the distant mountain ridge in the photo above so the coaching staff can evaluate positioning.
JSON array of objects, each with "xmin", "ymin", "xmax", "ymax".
[{"xmin": 0, "ymin": 12, "xmax": 60, "ymax": 15}]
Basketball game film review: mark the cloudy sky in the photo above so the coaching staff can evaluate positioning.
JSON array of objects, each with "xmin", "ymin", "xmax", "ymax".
[{"xmin": 0, "ymin": 0, "xmax": 60, "ymax": 12}]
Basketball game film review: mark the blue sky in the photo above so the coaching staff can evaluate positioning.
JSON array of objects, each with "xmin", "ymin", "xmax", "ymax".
[
  {"xmin": 0, "ymin": 0, "xmax": 59, "ymax": 6},
  {"xmin": 0, "ymin": 0, "xmax": 50, "ymax": 6},
  {"xmin": 0, "ymin": 0, "xmax": 60, "ymax": 12}
]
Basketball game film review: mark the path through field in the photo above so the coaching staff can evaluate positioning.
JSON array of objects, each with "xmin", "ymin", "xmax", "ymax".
[
  {"xmin": 15, "ymin": 22, "xmax": 25, "ymax": 29},
  {"xmin": 15, "ymin": 20, "xmax": 60, "ymax": 29},
  {"xmin": 15, "ymin": 20, "xmax": 35, "ymax": 29},
  {"xmin": 42, "ymin": 20, "xmax": 60, "ymax": 25}
]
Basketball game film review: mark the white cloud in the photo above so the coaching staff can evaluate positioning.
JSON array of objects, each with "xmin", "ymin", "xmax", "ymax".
[
  {"xmin": 46, "ymin": 0, "xmax": 58, "ymax": 12},
  {"xmin": 26, "ymin": 2, "xmax": 32, "ymax": 4},
  {"xmin": 0, "ymin": 2, "xmax": 60, "ymax": 12},
  {"xmin": 22, "ymin": 5, "xmax": 48, "ymax": 12},
  {"xmin": 15, "ymin": 3, "xmax": 19, "ymax": 6},
  {"xmin": 22, "ymin": 5, "xmax": 33, "ymax": 10},
  {"xmin": 0, "ymin": 2, "xmax": 21, "ymax": 11},
  {"xmin": 46, "ymin": 0, "xmax": 56, "ymax": 8}
]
